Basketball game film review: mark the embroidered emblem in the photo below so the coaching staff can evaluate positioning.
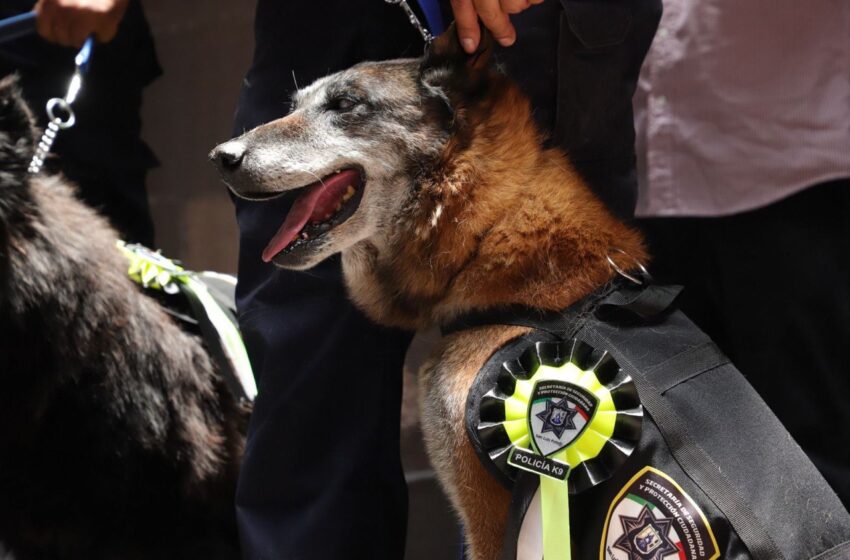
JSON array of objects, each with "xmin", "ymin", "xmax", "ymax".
[
  {"xmin": 613, "ymin": 505, "xmax": 678, "ymax": 559},
  {"xmin": 475, "ymin": 339, "xmax": 644, "ymax": 560},
  {"xmin": 601, "ymin": 467, "xmax": 720, "ymax": 560},
  {"xmin": 536, "ymin": 397, "xmax": 578, "ymax": 438},
  {"xmin": 529, "ymin": 379, "xmax": 598, "ymax": 456}
]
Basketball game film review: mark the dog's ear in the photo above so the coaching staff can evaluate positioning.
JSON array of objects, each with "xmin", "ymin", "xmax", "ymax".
[
  {"xmin": 0, "ymin": 74, "xmax": 37, "ymax": 172},
  {"xmin": 419, "ymin": 22, "xmax": 494, "ymax": 108},
  {"xmin": 423, "ymin": 22, "xmax": 494, "ymax": 72}
]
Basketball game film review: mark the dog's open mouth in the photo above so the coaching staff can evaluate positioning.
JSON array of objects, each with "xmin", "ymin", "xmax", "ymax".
[{"xmin": 261, "ymin": 168, "xmax": 365, "ymax": 262}]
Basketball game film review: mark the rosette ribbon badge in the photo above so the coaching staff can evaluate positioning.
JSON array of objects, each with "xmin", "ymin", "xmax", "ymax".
[{"xmin": 476, "ymin": 339, "xmax": 643, "ymax": 560}]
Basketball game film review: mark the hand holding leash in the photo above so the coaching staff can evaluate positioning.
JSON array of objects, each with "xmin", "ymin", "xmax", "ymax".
[
  {"xmin": 451, "ymin": 0, "xmax": 545, "ymax": 52},
  {"xmin": 34, "ymin": 0, "xmax": 128, "ymax": 47}
]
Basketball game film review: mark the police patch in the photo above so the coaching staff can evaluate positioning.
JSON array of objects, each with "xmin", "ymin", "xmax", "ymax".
[
  {"xmin": 601, "ymin": 467, "xmax": 719, "ymax": 560},
  {"xmin": 528, "ymin": 379, "xmax": 598, "ymax": 456}
]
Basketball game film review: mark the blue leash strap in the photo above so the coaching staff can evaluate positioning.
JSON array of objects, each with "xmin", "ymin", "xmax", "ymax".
[
  {"xmin": 0, "ymin": 10, "xmax": 95, "ymax": 174},
  {"xmin": 0, "ymin": 11, "xmax": 36, "ymax": 45},
  {"xmin": 0, "ymin": 12, "xmax": 94, "ymax": 66},
  {"xmin": 415, "ymin": 0, "xmax": 445, "ymax": 35},
  {"xmin": 75, "ymin": 36, "xmax": 94, "ymax": 73}
]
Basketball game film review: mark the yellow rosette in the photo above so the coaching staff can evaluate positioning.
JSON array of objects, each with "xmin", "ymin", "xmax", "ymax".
[{"xmin": 476, "ymin": 339, "xmax": 643, "ymax": 560}]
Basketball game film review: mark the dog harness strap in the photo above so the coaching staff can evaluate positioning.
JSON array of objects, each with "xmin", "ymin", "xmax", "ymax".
[
  {"xmin": 595, "ymin": 283, "xmax": 682, "ymax": 320},
  {"xmin": 578, "ymin": 328, "xmax": 786, "ymax": 560},
  {"xmin": 441, "ymin": 281, "xmax": 622, "ymax": 337},
  {"xmin": 441, "ymin": 305, "xmax": 574, "ymax": 337},
  {"xmin": 462, "ymin": 281, "xmax": 817, "ymax": 560},
  {"xmin": 590, "ymin": 290, "xmax": 783, "ymax": 560},
  {"xmin": 443, "ymin": 280, "xmax": 680, "ymax": 336}
]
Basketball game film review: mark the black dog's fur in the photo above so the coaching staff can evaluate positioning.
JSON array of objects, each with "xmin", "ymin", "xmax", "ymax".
[{"xmin": 0, "ymin": 77, "xmax": 247, "ymax": 559}]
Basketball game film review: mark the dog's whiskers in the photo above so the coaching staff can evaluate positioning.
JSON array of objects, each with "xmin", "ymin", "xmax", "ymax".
[{"xmin": 303, "ymin": 170, "xmax": 326, "ymax": 187}]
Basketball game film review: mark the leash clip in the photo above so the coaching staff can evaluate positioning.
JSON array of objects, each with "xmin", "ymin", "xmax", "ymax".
[
  {"xmin": 28, "ymin": 37, "xmax": 94, "ymax": 174},
  {"xmin": 384, "ymin": 0, "xmax": 434, "ymax": 44}
]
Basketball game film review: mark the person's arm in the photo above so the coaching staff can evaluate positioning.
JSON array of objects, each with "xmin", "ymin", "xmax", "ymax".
[
  {"xmin": 34, "ymin": 0, "xmax": 129, "ymax": 48},
  {"xmin": 450, "ymin": 0, "xmax": 544, "ymax": 52}
]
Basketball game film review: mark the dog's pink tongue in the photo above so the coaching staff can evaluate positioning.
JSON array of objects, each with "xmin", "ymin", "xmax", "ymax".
[
  {"xmin": 261, "ymin": 184, "xmax": 323, "ymax": 262},
  {"xmin": 262, "ymin": 169, "xmax": 360, "ymax": 262}
]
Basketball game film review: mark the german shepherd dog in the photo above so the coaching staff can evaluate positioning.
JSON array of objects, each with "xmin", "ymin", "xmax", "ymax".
[
  {"xmin": 212, "ymin": 28, "xmax": 646, "ymax": 560},
  {"xmin": 0, "ymin": 76, "xmax": 246, "ymax": 559}
]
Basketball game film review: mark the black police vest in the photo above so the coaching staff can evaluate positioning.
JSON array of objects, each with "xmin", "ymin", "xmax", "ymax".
[{"xmin": 447, "ymin": 281, "xmax": 850, "ymax": 560}]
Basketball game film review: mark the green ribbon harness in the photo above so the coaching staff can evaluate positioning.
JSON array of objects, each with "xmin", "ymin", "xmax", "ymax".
[{"xmin": 117, "ymin": 241, "xmax": 256, "ymax": 401}]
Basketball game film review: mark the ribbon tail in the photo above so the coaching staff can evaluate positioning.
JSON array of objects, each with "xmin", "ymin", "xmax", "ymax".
[
  {"xmin": 181, "ymin": 276, "xmax": 257, "ymax": 400},
  {"xmin": 540, "ymin": 476, "xmax": 571, "ymax": 560}
]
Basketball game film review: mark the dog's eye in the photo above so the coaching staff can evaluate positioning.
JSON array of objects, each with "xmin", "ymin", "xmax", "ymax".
[{"xmin": 327, "ymin": 95, "xmax": 360, "ymax": 113}]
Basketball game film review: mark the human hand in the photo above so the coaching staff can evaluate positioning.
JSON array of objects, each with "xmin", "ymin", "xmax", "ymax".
[
  {"xmin": 450, "ymin": 0, "xmax": 544, "ymax": 53},
  {"xmin": 35, "ymin": 0, "xmax": 130, "ymax": 48}
]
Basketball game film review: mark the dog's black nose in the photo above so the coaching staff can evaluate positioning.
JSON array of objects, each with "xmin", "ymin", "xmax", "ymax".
[{"xmin": 209, "ymin": 141, "xmax": 245, "ymax": 171}]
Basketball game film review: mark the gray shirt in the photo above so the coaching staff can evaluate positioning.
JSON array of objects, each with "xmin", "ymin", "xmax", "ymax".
[{"xmin": 634, "ymin": 0, "xmax": 850, "ymax": 217}]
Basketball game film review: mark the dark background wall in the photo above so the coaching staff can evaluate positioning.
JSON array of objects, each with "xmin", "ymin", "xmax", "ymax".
[
  {"xmin": 140, "ymin": 2, "xmax": 457, "ymax": 558},
  {"xmin": 142, "ymin": 0, "xmax": 252, "ymax": 274}
]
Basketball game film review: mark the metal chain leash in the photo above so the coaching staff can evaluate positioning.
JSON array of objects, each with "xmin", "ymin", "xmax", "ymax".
[
  {"xmin": 384, "ymin": 0, "xmax": 434, "ymax": 44},
  {"xmin": 28, "ymin": 37, "xmax": 94, "ymax": 175}
]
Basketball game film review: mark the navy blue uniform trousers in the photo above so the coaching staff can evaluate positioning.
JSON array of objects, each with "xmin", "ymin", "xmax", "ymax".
[{"xmin": 231, "ymin": 2, "xmax": 660, "ymax": 558}]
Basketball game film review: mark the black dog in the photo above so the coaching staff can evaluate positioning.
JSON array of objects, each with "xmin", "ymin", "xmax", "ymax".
[{"xmin": 0, "ymin": 76, "xmax": 247, "ymax": 559}]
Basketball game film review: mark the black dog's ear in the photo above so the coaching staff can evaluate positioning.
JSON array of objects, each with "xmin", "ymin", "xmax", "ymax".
[
  {"xmin": 419, "ymin": 22, "xmax": 494, "ymax": 106},
  {"xmin": 0, "ymin": 74, "xmax": 37, "ymax": 170}
]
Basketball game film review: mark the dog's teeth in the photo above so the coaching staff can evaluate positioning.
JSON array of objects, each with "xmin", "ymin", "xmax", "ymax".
[
  {"xmin": 301, "ymin": 232, "xmax": 309, "ymax": 239},
  {"xmin": 335, "ymin": 203, "xmax": 342, "ymax": 212},
  {"xmin": 341, "ymin": 185, "xmax": 356, "ymax": 202}
]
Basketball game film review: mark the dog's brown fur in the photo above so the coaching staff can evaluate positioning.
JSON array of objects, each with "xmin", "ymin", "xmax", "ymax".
[
  {"xmin": 345, "ymin": 78, "xmax": 645, "ymax": 329},
  {"xmin": 216, "ymin": 27, "xmax": 646, "ymax": 560},
  {"xmin": 342, "ymin": 33, "xmax": 645, "ymax": 333},
  {"xmin": 345, "ymin": 33, "xmax": 646, "ymax": 559}
]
